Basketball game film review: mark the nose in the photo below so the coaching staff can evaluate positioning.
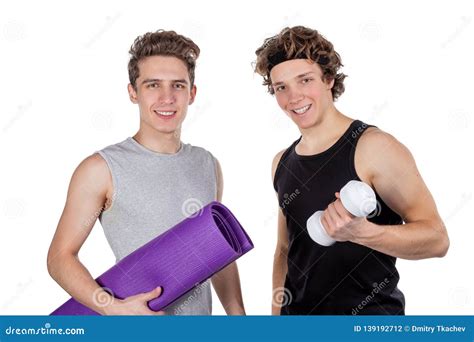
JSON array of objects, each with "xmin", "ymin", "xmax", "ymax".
[
  {"xmin": 288, "ymin": 88, "xmax": 304, "ymax": 105},
  {"xmin": 158, "ymin": 86, "xmax": 175, "ymax": 105}
]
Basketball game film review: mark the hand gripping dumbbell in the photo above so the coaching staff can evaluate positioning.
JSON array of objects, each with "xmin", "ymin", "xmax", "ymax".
[{"xmin": 306, "ymin": 180, "xmax": 377, "ymax": 246}]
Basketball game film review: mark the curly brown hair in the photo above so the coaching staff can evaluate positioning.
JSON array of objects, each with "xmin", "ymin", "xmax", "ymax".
[
  {"xmin": 128, "ymin": 30, "xmax": 200, "ymax": 90},
  {"xmin": 254, "ymin": 26, "xmax": 346, "ymax": 101}
]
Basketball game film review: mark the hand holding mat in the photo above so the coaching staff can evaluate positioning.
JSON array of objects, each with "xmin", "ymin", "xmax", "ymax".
[{"xmin": 51, "ymin": 201, "xmax": 253, "ymax": 315}]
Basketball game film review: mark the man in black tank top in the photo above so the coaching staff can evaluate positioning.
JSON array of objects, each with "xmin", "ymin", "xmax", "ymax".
[{"xmin": 254, "ymin": 26, "xmax": 450, "ymax": 315}]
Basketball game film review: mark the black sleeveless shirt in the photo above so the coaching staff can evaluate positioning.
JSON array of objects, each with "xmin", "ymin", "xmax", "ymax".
[{"xmin": 274, "ymin": 120, "xmax": 405, "ymax": 315}]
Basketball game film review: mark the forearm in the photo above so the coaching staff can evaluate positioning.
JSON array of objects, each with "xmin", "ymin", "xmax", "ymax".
[
  {"xmin": 272, "ymin": 250, "xmax": 288, "ymax": 315},
  {"xmin": 211, "ymin": 262, "xmax": 245, "ymax": 315},
  {"xmin": 47, "ymin": 254, "xmax": 114, "ymax": 315},
  {"xmin": 354, "ymin": 219, "xmax": 449, "ymax": 260}
]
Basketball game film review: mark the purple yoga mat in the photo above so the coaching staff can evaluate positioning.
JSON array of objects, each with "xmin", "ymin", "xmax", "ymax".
[{"xmin": 51, "ymin": 201, "xmax": 253, "ymax": 315}]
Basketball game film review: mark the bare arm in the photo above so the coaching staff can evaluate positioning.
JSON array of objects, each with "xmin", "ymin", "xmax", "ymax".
[
  {"xmin": 321, "ymin": 128, "xmax": 449, "ymax": 260},
  {"xmin": 47, "ymin": 154, "xmax": 163, "ymax": 315},
  {"xmin": 211, "ymin": 158, "xmax": 245, "ymax": 315},
  {"xmin": 271, "ymin": 150, "xmax": 289, "ymax": 315}
]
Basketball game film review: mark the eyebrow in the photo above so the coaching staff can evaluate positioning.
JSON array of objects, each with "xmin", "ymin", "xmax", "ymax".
[
  {"xmin": 141, "ymin": 78, "xmax": 189, "ymax": 85},
  {"xmin": 271, "ymin": 72, "xmax": 316, "ymax": 87}
]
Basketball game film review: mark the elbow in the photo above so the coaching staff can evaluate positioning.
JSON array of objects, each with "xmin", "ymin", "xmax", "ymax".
[
  {"xmin": 433, "ymin": 220, "xmax": 450, "ymax": 258},
  {"xmin": 435, "ymin": 234, "xmax": 450, "ymax": 258},
  {"xmin": 274, "ymin": 245, "xmax": 288, "ymax": 260},
  {"xmin": 46, "ymin": 248, "xmax": 58, "ymax": 279},
  {"xmin": 47, "ymin": 247, "xmax": 74, "ymax": 280}
]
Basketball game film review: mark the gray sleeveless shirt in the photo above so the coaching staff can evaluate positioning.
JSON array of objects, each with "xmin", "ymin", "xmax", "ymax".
[{"xmin": 97, "ymin": 137, "xmax": 217, "ymax": 315}]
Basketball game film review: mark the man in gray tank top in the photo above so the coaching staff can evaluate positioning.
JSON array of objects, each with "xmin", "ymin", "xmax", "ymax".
[{"xmin": 47, "ymin": 30, "xmax": 246, "ymax": 315}]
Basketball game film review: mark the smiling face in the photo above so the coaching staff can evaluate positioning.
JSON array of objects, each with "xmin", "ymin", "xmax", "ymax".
[
  {"xmin": 270, "ymin": 59, "xmax": 335, "ymax": 129},
  {"xmin": 128, "ymin": 55, "xmax": 196, "ymax": 136}
]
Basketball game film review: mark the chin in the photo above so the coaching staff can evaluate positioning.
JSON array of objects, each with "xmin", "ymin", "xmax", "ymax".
[
  {"xmin": 151, "ymin": 119, "xmax": 182, "ymax": 134},
  {"xmin": 155, "ymin": 127, "xmax": 179, "ymax": 135},
  {"xmin": 292, "ymin": 118, "xmax": 317, "ymax": 130}
]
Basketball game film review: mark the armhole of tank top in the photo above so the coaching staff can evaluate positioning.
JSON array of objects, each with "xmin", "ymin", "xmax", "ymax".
[
  {"xmin": 208, "ymin": 152, "xmax": 219, "ymax": 201},
  {"xmin": 348, "ymin": 124, "xmax": 376, "ymax": 182},
  {"xmin": 96, "ymin": 150, "xmax": 118, "ymax": 214},
  {"xmin": 273, "ymin": 144, "xmax": 294, "ymax": 192}
]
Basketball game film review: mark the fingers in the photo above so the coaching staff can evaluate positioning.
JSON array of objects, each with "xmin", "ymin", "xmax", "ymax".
[
  {"xmin": 332, "ymin": 197, "xmax": 354, "ymax": 221},
  {"xmin": 109, "ymin": 287, "xmax": 166, "ymax": 315},
  {"xmin": 320, "ymin": 212, "xmax": 331, "ymax": 234},
  {"xmin": 322, "ymin": 198, "xmax": 352, "ymax": 240},
  {"xmin": 327, "ymin": 202, "xmax": 343, "ymax": 222},
  {"xmin": 142, "ymin": 286, "xmax": 162, "ymax": 301},
  {"xmin": 142, "ymin": 287, "xmax": 166, "ymax": 315}
]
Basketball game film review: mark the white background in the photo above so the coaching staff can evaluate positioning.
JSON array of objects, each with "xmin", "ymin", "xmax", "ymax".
[{"xmin": 0, "ymin": 0, "xmax": 473, "ymax": 315}]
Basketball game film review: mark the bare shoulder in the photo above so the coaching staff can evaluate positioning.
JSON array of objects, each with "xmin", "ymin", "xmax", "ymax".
[
  {"xmin": 358, "ymin": 127, "xmax": 413, "ymax": 159},
  {"xmin": 75, "ymin": 153, "xmax": 110, "ymax": 181},
  {"xmin": 356, "ymin": 127, "xmax": 415, "ymax": 184},
  {"xmin": 70, "ymin": 153, "xmax": 113, "ymax": 201},
  {"xmin": 358, "ymin": 126, "xmax": 398, "ymax": 148}
]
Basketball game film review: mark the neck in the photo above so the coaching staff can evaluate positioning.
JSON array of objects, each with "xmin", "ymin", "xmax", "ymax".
[
  {"xmin": 133, "ymin": 127, "xmax": 181, "ymax": 154},
  {"xmin": 298, "ymin": 107, "xmax": 353, "ymax": 154}
]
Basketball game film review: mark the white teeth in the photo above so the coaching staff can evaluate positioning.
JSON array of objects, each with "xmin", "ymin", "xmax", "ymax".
[
  {"xmin": 293, "ymin": 105, "xmax": 311, "ymax": 114},
  {"xmin": 155, "ymin": 111, "xmax": 175, "ymax": 116}
]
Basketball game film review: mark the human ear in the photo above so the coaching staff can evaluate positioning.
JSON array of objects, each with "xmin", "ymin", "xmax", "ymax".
[
  {"xmin": 128, "ymin": 83, "xmax": 138, "ymax": 104},
  {"xmin": 327, "ymin": 78, "xmax": 335, "ymax": 90},
  {"xmin": 189, "ymin": 85, "xmax": 197, "ymax": 105}
]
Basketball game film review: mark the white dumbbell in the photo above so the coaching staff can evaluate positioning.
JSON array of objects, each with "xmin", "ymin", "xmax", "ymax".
[{"xmin": 306, "ymin": 180, "xmax": 377, "ymax": 246}]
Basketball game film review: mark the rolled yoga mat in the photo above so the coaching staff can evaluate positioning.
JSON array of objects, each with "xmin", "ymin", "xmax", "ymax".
[{"xmin": 51, "ymin": 201, "xmax": 253, "ymax": 315}]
